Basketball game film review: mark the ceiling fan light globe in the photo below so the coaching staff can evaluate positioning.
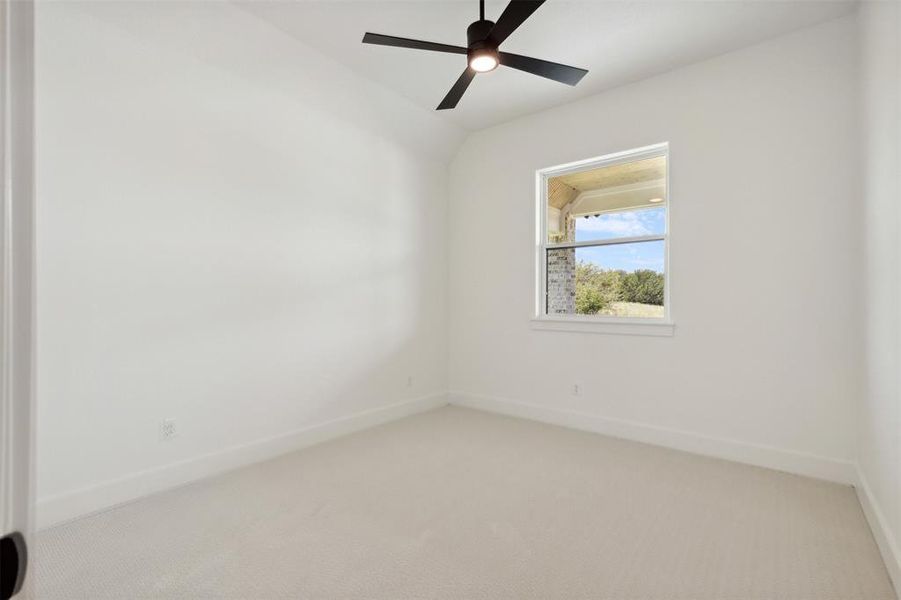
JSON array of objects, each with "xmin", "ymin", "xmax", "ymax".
[{"xmin": 469, "ymin": 48, "xmax": 499, "ymax": 73}]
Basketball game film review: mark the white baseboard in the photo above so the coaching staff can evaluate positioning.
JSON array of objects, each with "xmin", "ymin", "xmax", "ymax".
[
  {"xmin": 855, "ymin": 468, "xmax": 901, "ymax": 599},
  {"xmin": 37, "ymin": 393, "xmax": 448, "ymax": 529},
  {"xmin": 448, "ymin": 391, "xmax": 857, "ymax": 485}
]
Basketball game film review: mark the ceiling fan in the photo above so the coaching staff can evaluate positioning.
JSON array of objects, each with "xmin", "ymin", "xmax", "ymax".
[{"xmin": 362, "ymin": 0, "xmax": 588, "ymax": 110}]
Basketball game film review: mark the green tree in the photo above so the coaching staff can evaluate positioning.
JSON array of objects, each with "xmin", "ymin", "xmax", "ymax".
[
  {"xmin": 576, "ymin": 285, "xmax": 607, "ymax": 314},
  {"xmin": 575, "ymin": 262, "xmax": 622, "ymax": 314},
  {"xmin": 620, "ymin": 269, "xmax": 664, "ymax": 305}
]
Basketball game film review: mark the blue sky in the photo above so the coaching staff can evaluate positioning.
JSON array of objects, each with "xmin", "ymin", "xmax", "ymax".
[{"xmin": 573, "ymin": 207, "xmax": 665, "ymax": 273}]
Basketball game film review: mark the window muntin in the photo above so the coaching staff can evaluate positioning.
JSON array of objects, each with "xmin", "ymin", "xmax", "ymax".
[{"xmin": 539, "ymin": 145, "xmax": 669, "ymax": 322}]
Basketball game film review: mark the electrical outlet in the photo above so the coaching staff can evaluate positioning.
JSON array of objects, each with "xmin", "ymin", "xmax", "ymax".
[
  {"xmin": 159, "ymin": 418, "xmax": 177, "ymax": 441},
  {"xmin": 406, "ymin": 376, "xmax": 414, "ymax": 388},
  {"xmin": 572, "ymin": 383, "xmax": 582, "ymax": 396}
]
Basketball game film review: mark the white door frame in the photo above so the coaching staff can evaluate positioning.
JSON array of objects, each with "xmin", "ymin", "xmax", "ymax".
[{"xmin": 1, "ymin": 0, "xmax": 35, "ymax": 597}]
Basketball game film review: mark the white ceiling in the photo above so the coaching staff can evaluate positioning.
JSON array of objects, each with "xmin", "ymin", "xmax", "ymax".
[{"xmin": 240, "ymin": 0, "xmax": 855, "ymax": 131}]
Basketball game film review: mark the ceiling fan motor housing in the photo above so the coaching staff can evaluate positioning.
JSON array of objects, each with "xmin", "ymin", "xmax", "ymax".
[{"xmin": 467, "ymin": 19, "xmax": 497, "ymax": 53}]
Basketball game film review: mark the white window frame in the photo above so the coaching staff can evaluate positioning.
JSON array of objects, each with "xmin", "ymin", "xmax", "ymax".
[{"xmin": 532, "ymin": 143, "xmax": 674, "ymax": 336}]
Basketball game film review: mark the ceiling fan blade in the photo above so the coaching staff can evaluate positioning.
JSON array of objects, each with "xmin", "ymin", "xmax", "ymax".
[
  {"xmin": 498, "ymin": 51, "xmax": 588, "ymax": 86},
  {"xmin": 437, "ymin": 68, "xmax": 476, "ymax": 110},
  {"xmin": 488, "ymin": 0, "xmax": 546, "ymax": 45},
  {"xmin": 362, "ymin": 33, "xmax": 467, "ymax": 55}
]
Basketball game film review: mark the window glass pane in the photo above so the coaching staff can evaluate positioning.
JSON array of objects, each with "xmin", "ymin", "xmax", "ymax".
[
  {"xmin": 574, "ymin": 206, "xmax": 665, "ymax": 242},
  {"xmin": 546, "ymin": 241, "xmax": 664, "ymax": 319},
  {"xmin": 547, "ymin": 154, "xmax": 666, "ymax": 244}
]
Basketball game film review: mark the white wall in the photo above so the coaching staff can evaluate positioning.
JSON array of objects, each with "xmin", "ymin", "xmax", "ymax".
[
  {"xmin": 35, "ymin": 1, "xmax": 462, "ymax": 527},
  {"xmin": 448, "ymin": 17, "xmax": 861, "ymax": 481},
  {"xmin": 858, "ymin": 0, "xmax": 901, "ymax": 589}
]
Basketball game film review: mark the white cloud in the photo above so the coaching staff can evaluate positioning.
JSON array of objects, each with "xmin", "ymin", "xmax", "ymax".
[{"xmin": 576, "ymin": 212, "xmax": 652, "ymax": 237}]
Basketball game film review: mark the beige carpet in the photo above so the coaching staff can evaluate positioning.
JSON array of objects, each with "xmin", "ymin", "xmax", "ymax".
[{"xmin": 32, "ymin": 406, "xmax": 895, "ymax": 599}]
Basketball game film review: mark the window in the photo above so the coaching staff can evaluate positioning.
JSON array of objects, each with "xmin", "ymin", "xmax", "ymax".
[{"xmin": 535, "ymin": 144, "xmax": 671, "ymax": 331}]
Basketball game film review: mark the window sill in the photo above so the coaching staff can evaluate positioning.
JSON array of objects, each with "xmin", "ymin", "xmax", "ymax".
[{"xmin": 530, "ymin": 316, "xmax": 675, "ymax": 337}]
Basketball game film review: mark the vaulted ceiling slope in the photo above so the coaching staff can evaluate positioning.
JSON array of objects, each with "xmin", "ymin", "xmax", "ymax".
[{"xmin": 239, "ymin": 0, "xmax": 855, "ymax": 131}]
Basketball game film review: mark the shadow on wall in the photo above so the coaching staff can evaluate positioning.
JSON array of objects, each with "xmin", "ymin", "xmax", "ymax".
[{"xmin": 35, "ymin": 0, "xmax": 453, "ymax": 525}]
